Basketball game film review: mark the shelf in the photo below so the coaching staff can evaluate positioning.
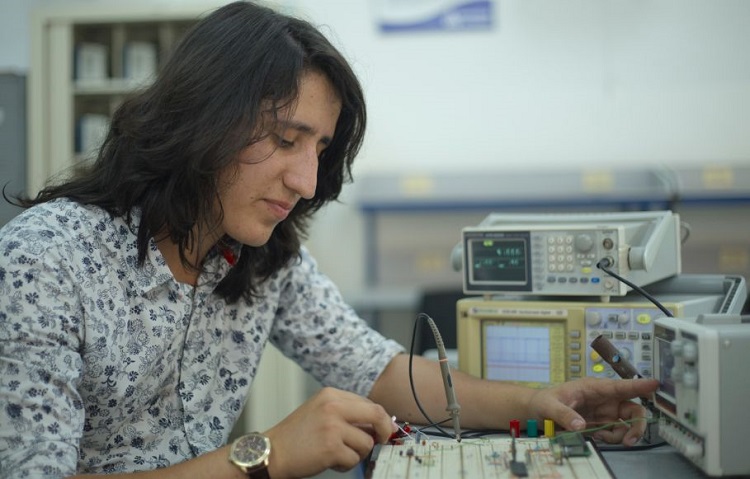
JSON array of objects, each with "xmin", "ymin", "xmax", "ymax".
[
  {"xmin": 355, "ymin": 165, "xmax": 750, "ymax": 213},
  {"xmin": 27, "ymin": 3, "xmax": 219, "ymax": 194},
  {"xmin": 74, "ymin": 78, "xmax": 151, "ymax": 95}
]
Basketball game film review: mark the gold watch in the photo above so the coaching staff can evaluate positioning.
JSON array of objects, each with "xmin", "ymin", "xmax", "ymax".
[{"xmin": 228, "ymin": 432, "xmax": 271, "ymax": 478}]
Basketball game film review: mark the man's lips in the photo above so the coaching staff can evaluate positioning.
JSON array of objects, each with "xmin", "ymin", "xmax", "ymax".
[{"xmin": 265, "ymin": 199, "xmax": 294, "ymax": 220}]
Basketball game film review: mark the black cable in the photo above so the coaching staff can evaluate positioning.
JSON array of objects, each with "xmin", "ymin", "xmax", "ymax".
[
  {"xmin": 597, "ymin": 440, "xmax": 668, "ymax": 452},
  {"xmin": 408, "ymin": 313, "xmax": 454, "ymax": 439},
  {"xmin": 596, "ymin": 258, "xmax": 673, "ymax": 318}
]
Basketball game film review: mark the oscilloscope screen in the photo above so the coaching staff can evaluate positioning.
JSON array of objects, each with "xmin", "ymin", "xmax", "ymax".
[{"xmin": 481, "ymin": 320, "xmax": 567, "ymax": 386}]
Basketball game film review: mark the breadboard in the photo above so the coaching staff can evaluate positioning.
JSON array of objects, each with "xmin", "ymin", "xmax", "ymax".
[{"xmin": 367, "ymin": 436, "xmax": 614, "ymax": 479}]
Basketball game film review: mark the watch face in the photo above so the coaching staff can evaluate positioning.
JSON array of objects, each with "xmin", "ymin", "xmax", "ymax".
[{"xmin": 232, "ymin": 433, "xmax": 271, "ymax": 468}]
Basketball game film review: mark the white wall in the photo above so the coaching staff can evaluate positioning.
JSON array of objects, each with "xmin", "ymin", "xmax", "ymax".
[{"xmin": 3, "ymin": 0, "xmax": 750, "ymax": 295}]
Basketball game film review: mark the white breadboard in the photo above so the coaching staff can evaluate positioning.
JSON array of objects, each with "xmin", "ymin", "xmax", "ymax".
[{"xmin": 367, "ymin": 436, "xmax": 614, "ymax": 479}]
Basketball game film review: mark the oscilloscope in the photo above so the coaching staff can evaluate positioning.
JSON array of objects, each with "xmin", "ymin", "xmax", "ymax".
[
  {"xmin": 456, "ymin": 275, "xmax": 746, "ymax": 387},
  {"xmin": 451, "ymin": 211, "xmax": 682, "ymax": 298},
  {"xmin": 652, "ymin": 314, "xmax": 750, "ymax": 477}
]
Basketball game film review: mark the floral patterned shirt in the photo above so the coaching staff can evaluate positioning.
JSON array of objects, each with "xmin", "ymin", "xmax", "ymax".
[{"xmin": 0, "ymin": 199, "xmax": 404, "ymax": 478}]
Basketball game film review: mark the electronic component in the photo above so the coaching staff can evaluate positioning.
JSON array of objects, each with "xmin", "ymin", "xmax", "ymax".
[
  {"xmin": 451, "ymin": 211, "xmax": 681, "ymax": 297},
  {"xmin": 653, "ymin": 313, "xmax": 750, "ymax": 477},
  {"xmin": 551, "ymin": 432, "xmax": 590, "ymax": 457},
  {"xmin": 509, "ymin": 432, "xmax": 528, "ymax": 477},
  {"xmin": 457, "ymin": 274, "xmax": 746, "ymax": 387}
]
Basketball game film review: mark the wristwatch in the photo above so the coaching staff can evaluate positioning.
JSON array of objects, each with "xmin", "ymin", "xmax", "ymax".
[{"xmin": 228, "ymin": 432, "xmax": 272, "ymax": 478}]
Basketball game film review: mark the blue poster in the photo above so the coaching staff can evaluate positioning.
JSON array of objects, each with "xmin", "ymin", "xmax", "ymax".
[{"xmin": 376, "ymin": 0, "xmax": 493, "ymax": 33}]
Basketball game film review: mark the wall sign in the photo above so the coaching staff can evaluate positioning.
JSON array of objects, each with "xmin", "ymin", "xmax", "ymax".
[{"xmin": 376, "ymin": 0, "xmax": 493, "ymax": 33}]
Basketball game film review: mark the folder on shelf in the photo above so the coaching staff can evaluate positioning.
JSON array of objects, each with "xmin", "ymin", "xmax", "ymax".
[
  {"xmin": 123, "ymin": 41, "xmax": 157, "ymax": 84},
  {"xmin": 74, "ymin": 43, "xmax": 108, "ymax": 83}
]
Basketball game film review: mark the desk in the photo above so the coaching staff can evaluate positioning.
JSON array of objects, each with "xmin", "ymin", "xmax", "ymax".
[{"xmin": 602, "ymin": 444, "xmax": 711, "ymax": 479}]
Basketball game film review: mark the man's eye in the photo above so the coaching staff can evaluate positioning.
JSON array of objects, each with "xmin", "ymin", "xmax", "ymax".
[{"xmin": 271, "ymin": 133, "xmax": 294, "ymax": 148}]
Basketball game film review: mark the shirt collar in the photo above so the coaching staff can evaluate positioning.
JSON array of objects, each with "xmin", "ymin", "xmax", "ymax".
[{"xmin": 102, "ymin": 210, "xmax": 240, "ymax": 296}]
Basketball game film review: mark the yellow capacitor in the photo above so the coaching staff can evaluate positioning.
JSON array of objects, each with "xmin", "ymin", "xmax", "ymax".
[{"xmin": 544, "ymin": 419, "xmax": 555, "ymax": 437}]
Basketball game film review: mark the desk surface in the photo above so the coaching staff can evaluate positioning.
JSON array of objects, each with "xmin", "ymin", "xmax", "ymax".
[{"xmin": 602, "ymin": 444, "xmax": 710, "ymax": 479}]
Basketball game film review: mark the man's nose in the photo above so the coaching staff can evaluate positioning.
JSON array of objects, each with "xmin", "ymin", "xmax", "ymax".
[{"xmin": 285, "ymin": 147, "xmax": 318, "ymax": 200}]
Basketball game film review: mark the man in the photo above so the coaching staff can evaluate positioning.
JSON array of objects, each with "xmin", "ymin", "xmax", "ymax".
[{"xmin": 0, "ymin": 2, "xmax": 657, "ymax": 478}]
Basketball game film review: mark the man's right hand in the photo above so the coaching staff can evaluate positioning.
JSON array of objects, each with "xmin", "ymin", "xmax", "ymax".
[{"xmin": 264, "ymin": 387, "xmax": 397, "ymax": 478}]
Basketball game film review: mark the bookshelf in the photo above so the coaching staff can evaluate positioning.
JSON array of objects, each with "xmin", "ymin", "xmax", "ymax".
[{"xmin": 27, "ymin": 2, "xmax": 227, "ymax": 195}]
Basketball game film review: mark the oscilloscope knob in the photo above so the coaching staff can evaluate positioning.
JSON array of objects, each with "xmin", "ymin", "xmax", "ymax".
[
  {"xmin": 585, "ymin": 311, "xmax": 602, "ymax": 327},
  {"xmin": 670, "ymin": 339, "xmax": 684, "ymax": 357},
  {"xmin": 682, "ymin": 369, "xmax": 699, "ymax": 389},
  {"xmin": 574, "ymin": 234, "xmax": 594, "ymax": 252},
  {"xmin": 682, "ymin": 342, "xmax": 699, "ymax": 362}
]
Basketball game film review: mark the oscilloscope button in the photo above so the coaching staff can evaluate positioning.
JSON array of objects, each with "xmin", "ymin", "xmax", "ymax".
[
  {"xmin": 682, "ymin": 443, "xmax": 703, "ymax": 459},
  {"xmin": 636, "ymin": 314, "xmax": 652, "ymax": 325},
  {"xmin": 570, "ymin": 353, "xmax": 581, "ymax": 361}
]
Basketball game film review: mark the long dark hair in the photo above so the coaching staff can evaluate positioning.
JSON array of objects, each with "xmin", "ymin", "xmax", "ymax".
[{"xmin": 17, "ymin": 1, "xmax": 366, "ymax": 303}]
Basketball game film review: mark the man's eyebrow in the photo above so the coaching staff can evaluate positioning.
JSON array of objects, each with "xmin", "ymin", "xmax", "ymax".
[{"xmin": 279, "ymin": 120, "xmax": 333, "ymax": 146}]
